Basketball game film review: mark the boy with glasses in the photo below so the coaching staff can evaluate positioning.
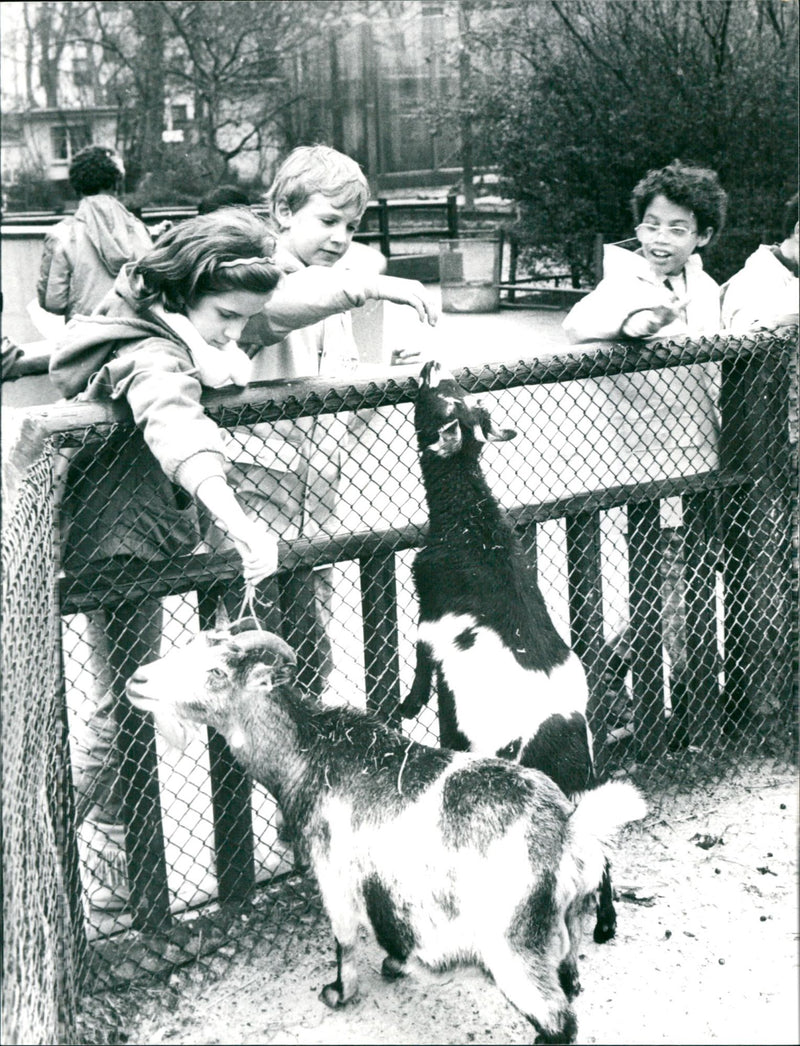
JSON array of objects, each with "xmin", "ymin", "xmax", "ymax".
[
  {"xmin": 563, "ymin": 159, "xmax": 727, "ymax": 343},
  {"xmin": 561, "ymin": 162, "xmax": 728, "ymax": 750}
]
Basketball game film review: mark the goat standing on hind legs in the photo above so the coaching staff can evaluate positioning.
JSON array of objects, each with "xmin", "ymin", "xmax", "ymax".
[
  {"xmin": 400, "ymin": 360, "xmax": 618, "ymax": 943},
  {"xmin": 127, "ymin": 622, "xmax": 646, "ymax": 1045}
]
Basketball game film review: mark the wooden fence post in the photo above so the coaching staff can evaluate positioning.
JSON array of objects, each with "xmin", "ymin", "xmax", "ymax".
[
  {"xmin": 197, "ymin": 585, "xmax": 255, "ymax": 906},
  {"xmin": 627, "ymin": 500, "xmax": 666, "ymax": 761},
  {"xmin": 103, "ymin": 601, "xmax": 172, "ymax": 933},
  {"xmin": 720, "ymin": 338, "xmax": 796, "ymax": 736},
  {"xmin": 565, "ymin": 511, "xmax": 605, "ymax": 736},
  {"xmin": 446, "ymin": 192, "xmax": 459, "ymax": 239},
  {"xmin": 377, "ymin": 197, "xmax": 391, "ymax": 258},
  {"xmin": 682, "ymin": 490, "xmax": 721, "ymax": 745},
  {"xmin": 360, "ymin": 551, "xmax": 402, "ymax": 726}
]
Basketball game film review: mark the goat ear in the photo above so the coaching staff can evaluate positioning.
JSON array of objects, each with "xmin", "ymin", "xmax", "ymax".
[
  {"xmin": 487, "ymin": 425, "xmax": 516, "ymax": 442},
  {"xmin": 483, "ymin": 416, "xmax": 516, "ymax": 442}
]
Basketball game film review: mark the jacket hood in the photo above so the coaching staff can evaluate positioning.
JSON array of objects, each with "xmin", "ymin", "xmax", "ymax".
[
  {"xmin": 75, "ymin": 194, "xmax": 152, "ymax": 277},
  {"xmin": 49, "ymin": 263, "xmax": 175, "ymax": 398}
]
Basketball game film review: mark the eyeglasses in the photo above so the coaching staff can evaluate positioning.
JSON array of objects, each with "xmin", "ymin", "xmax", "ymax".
[{"xmin": 635, "ymin": 222, "xmax": 696, "ymax": 245}]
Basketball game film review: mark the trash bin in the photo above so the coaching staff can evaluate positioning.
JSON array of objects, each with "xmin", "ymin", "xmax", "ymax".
[{"xmin": 438, "ymin": 236, "xmax": 501, "ymax": 313}]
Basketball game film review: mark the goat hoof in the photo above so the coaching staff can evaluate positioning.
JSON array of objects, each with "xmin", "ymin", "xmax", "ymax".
[
  {"xmin": 593, "ymin": 918, "xmax": 616, "ymax": 944},
  {"xmin": 558, "ymin": 960, "xmax": 581, "ymax": 999},
  {"xmin": 320, "ymin": 983, "xmax": 358, "ymax": 1009},
  {"xmin": 381, "ymin": 956, "xmax": 407, "ymax": 980},
  {"xmin": 533, "ymin": 1011, "xmax": 578, "ymax": 1045}
]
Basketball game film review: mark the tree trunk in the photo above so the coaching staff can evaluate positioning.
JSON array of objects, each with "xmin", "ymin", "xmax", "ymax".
[{"xmin": 132, "ymin": 1, "xmax": 166, "ymax": 177}]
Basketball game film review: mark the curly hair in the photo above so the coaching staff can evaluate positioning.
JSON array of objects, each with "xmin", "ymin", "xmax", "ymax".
[
  {"xmin": 631, "ymin": 160, "xmax": 728, "ymax": 243},
  {"xmin": 264, "ymin": 144, "xmax": 369, "ymax": 219},
  {"xmin": 68, "ymin": 145, "xmax": 125, "ymax": 196},
  {"xmin": 133, "ymin": 208, "xmax": 281, "ymax": 312}
]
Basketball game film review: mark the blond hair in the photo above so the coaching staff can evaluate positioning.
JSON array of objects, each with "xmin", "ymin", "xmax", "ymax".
[{"xmin": 265, "ymin": 145, "xmax": 369, "ymax": 218}]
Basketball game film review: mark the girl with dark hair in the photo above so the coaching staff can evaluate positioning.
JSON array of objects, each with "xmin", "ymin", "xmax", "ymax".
[{"xmin": 48, "ymin": 208, "xmax": 282, "ymax": 912}]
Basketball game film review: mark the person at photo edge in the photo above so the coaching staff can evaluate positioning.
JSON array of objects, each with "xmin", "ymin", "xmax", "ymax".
[{"xmin": 37, "ymin": 144, "xmax": 154, "ymax": 322}]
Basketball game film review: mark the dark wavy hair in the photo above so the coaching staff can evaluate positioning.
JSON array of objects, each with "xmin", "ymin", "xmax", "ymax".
[
  {"xmin": 133, "ymin": 208, "xmax": 281, "ymax": 312},
  {"xmin": 69, "ymin": 145, "xmax": 125, "ymax": 196},
  {"xmin": 631, "ymin": 159, "xmax": 728, "ymax": 243}
]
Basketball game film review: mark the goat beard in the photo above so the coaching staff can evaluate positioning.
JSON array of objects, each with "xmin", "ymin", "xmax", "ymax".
[{"xmin": 148, "ymin": 706, "xmax": 205, "ymax": 751}]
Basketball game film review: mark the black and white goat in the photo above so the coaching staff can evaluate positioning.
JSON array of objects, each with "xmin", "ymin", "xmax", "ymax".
[
  {"xmin": 399, "ymin": 360, "xmax": 616, "ymax": 941},
  {"xmin": 127, "ymin": 623, "xmax": 645, "ymax": 1045}
]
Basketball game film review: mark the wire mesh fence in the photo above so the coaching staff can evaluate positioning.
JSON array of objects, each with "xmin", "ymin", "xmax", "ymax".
[{"xmin": 2, "ymin": 329, "xmax": 797, "ymax": 1043}]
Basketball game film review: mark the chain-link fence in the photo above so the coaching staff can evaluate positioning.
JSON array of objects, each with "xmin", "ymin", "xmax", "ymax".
[{"xmin": 2, "ymin": 329, "xmax": 797, "ymax": 1043}]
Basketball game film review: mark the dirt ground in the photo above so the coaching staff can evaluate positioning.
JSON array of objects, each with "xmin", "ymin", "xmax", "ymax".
[{"xmin": 87, "ymin": 762, "xmax": 798, "ymax": 1046}]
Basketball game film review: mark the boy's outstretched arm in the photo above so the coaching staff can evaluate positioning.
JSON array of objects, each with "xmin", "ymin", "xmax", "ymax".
[
  {"xmin": 373, "ymin": 275, "xmax": 439, "ymax": 327},
  {"xmin": 239, "ymin": 266, "xmax": 438, "ymax": 349}
]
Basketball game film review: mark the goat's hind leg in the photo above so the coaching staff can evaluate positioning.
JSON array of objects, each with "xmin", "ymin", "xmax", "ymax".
[
  {"xmin": 593, "ymin": 859, "xmax": 616, "ymax": 943},
  {"xmin": 321, "ymin": 938, "xmax": 360, "ymax": 1008}
]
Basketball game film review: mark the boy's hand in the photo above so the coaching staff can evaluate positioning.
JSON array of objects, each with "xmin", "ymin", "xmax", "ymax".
[
  {"xmin": 375, "ymin": 276, "xmax": 439, "ymax": 326},
  {"xmin": 391, "ymin": 345, "xmax": 423, "ymax": 365},
  {"xmin": 621, "ymin": 303, "xmax": 682, "ymax": 339}
]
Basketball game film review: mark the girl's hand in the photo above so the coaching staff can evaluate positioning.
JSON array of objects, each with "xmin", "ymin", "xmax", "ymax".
[
  {"xmin": 375, "ymin": 276, "xmax": 439, "ymax": 326},
  {"xmin": 230, "ymin": 520, "xmax": 279, "ymax": 585}
]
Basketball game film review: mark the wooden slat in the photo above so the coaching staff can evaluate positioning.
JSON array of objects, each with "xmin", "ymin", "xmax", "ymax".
[
  {"xmin": 359, "ymin": 551, "xmax": 402, "ymax": 726},
  {"xmin": 627, "ymin": 500, "xmax": 666, "ymax": 761},
  {"xmin": 565, "ymin": 511, "xmax": 605, "ymax": 733},
  {"xmin": 279, "ymin": 569, "xmax": 326, "ymax": 700},
  {"xmin": 196, "ymin": 586, "xmax": 255, "ymax": 905},
  {"xmin": 682, "ymin": 491, "xmax": 722, "ymax": 744},
  {"xmin": 59, "ymin": 470, "xmax": 752, "ymax": 615}
]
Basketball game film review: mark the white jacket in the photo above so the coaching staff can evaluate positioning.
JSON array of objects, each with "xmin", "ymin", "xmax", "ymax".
[
  {"xmin": 720, "ymin": 245, "xmax": 799, "ymax": 334},
  {"xmin": 563, "ymin": 245, "xmax": 721, "ymax": 344},
  {"xmin": 562, "ymin": 245, "xmax": 721, "ymax": 499}
]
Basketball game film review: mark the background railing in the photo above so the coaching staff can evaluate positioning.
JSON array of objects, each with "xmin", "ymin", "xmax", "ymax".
[{"xmin": 2, "ymin": 330, "xmax": 797, "ymax": 1043}]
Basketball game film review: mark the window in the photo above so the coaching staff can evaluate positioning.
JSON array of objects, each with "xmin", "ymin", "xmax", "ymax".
[
  {"xmin": 170, "ymin": 104, "xmax": 189, "ymax": 130},
  {"xmin": 72, "ymin": 55, "xmax": 91, "ymax": 89},
  {"xmin": 50, "ymin": 124, "xmax": 92, "ymax": 163}
]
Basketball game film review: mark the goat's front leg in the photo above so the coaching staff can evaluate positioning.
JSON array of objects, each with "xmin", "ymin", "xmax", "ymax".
[
  {"xmin": 318, "ymin": 873, "xmax": 362, "ymax": 1008},
  {"xmin": 320, "ymin": 938, "xmax": 360, "ymax": 1008},
  {"xmin": 398, "ymin": 640, "xmax": 434, "ymax": 718}
]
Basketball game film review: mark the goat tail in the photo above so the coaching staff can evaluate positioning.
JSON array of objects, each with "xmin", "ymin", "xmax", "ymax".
[
  {"xmin": 564, "ymin": 782, "xmax": 647, "ymax": 894},
  {"xmin": 571, "ymin": 781, "xmax": 647, "ymax": 842}
]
